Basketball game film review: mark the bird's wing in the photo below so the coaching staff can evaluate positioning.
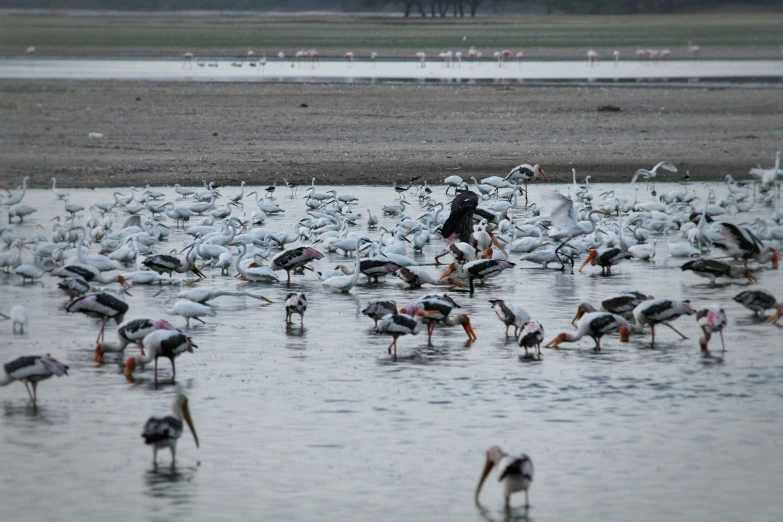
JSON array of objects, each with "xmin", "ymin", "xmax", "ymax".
[
  {"xmin": 653, "ymin": 161, "xmax": 678, "ymax": 173},
  {"xmin": 631, "ymin": 170, "xmax": 650, "ymax": 183},
  {"xmin": 441, "ymin": 191, "xmax": 479, "ymax": 241},
  {"xmin": 542, "ymin": 190, "xmax": 576, "ymax": 231},
  {"xmin": 40, "ymin": 356, "xmax": 69, "ymax": 376}
]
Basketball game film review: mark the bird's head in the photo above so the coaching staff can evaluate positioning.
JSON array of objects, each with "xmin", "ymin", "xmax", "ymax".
[
  {"xmin": 545, "ymin": 333, "xmax": 568, "ymax": 348},
  {"xmin": 579, "ymin": 250, "xmax": 599, "ymax": 272},
  {"xmin": 572, "ymin": 303, "xmax": 594, "ymax": 325},
  {"xmin": 476, "ymin": 445, "xmax": 504, "ymax": 501}
]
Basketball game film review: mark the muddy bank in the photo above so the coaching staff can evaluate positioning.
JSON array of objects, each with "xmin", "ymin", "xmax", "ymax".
[{"xmin": 1, "ymin": 80, "xmax": 781, "ymax": 188}]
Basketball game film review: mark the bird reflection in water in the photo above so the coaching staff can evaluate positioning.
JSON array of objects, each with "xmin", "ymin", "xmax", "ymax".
[
  {"xmin": 144, "ymin": 464, "xmax": 199, "ymax": 508},
  {"xmin": 476, "ymin": 502, "xmax": 532, "ymax": 522}
]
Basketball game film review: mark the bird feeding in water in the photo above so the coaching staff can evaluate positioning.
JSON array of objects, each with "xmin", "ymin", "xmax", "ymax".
[
  {"xmin": 142, "ymin": 392, "xmax": 199, "ymax": 467},
  {"xmin": 0, "ymin": 354, "xmax": 69, "ymax": 407},
  {"xmin": 284, "ymin": 292, "xmax": 307, "ymax": 326},
  {"xmin": 696, "ymin": 305, "xmax": 727, "ymax": 352},
  {"xmin": 124, "ymin": 329, "xmax": 197, "ymax": 383},
  {"xmin": 475, "ymin": 446, "xmax": 534, "ymax": 509}
]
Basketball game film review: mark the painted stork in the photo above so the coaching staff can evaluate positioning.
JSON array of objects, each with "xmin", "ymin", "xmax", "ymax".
[
  {"xmin": 621, "ymin": 299, "xmax": 695, "ymax": 347},
  {"xmin": 402, "ymin": 296, "xmax": 477, "ymax": 344},
  {"xmin": 361, "ymin": 299, "xmax": 398, "ymax": 328},
  {"xmin": 142, "ymin": 254, "xmax": 205, "ymax": 279},
  {"xmin": 572, "ymin": 291, "xmax": 652, "ymax": 324},
  {"xmin": 125, "ymin": 329, "xmax": 196, "ymax": 383},
  {"xmin": 270, "ymin": 246, "xmax": 324, "ymax": 282},
  {"xmin": 733, "ymin": 289, "xmax": 781, "ymax": 316},
  {"xmin": 51, "ymin": 264, "xmax": 132, "ymax": 288},
  {"xmin": 680, "ymin": 258, "xmax": 756, "ymax": 284},
  {"xmin": 142, "ymin": 392, "xmax": 199, "ymax": 467},
  {"xmin": 66, "ymin": 290, "xmax": 130, "ymax": 346},
  {"xmin": 355, "ymin": 258, "xmax": 400, "ymax": 283},
  {"xmin": 93, "ymin": 318, "xmax": 178, "ymax": 363},
  {"xmin": 517, "ymin": 321, "xmax": 544, "ymax": 357},
  {"xmin": 489, "ymin": 299, "xmax": 531, "ymax": 337},
  {"xmin": 504, "ymin": 164, "xmax": 548, "ymax": 206},
  {"xmin": 579, "ymin": 248, "xmax": 632, "ymax": 275},
  {"xmin": 434, "ymin": 241, "xmax": 477, "ymax": 265},
  {"xmin": 57, "ymin": 277, "xmax": 93, "ymax": 298},
  {"xmin": 376, "ymin": 313, "xmax": 422, "ymax": 357},
  {"xmin": 285, "ymin": 292, "xmax": 307, "ymax": 326},
  {"xmin": 0, "ymin": 355, "xmax": 69, "ymax": 406},
  {"xmin": 546, "ymin": 312, "xmax": 628, "ymax": 351},
  {"xmin": 712, "ymin": 222, "xmax": 780, "ymax": 269},
  {"xmin": 476, "ymin": 446, "xmax": 534, "ymax": 509},
  {"xmin": 440, "ymin": 259, "xmax": 515, "ymax": 295},
  {"xmin": 696, "ymin": 305, "xmax": 727, "ymax": 352}
]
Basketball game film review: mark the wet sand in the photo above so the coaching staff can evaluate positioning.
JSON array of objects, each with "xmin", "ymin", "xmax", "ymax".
[{"xmin": 1, "ymin": 79, "xmax": 782, "ymax": 188}]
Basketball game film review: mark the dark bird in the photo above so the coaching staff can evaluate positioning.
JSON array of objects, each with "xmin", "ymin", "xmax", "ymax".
[
  {"xmin": 441, "ymin": 190, "xmax": 479, "ymax": 242},
  {"xmin": 680, "ymin": 258, "xmax": 755, "ymax": 284},
  {"xmin": 142, "ymin": 393, "xmax": 199, "ymax": 467},
  {"xmin": 713, "ymin": 222, "xmax": 780, "ymax": 269},
  {"xmin": 733, "ymin": 289, "xmax": 781, "ymax": 316},
  {"xmin": 0, "ymin": 355, "xmax": 69, "ymax": 406}
]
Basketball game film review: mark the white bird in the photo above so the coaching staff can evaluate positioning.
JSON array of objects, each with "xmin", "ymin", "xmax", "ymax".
[
  {"xmin": 631, "ymin": 161, "xmax": 677, "ymax": 193},
  {"xmin": 176, "ymin": 287, "xmax": 272, "ymax": 305},
  {"xmin": 156, "ymin": 287, "xmax": 216, "ymax": 328},
  {"xmin": 9, "ymin": 305, "xmax": 29, "ymax": 334},
  {"xmin": 322, "ymin": 243, "xmax": 362, "ymax": 293},
  {"xmin": 628, "ymin": 241, "xmax": 657, "ymax": 261},
  {"xmin": 0, "ymin": 355, "xmax": 69, "ymax": 406}
]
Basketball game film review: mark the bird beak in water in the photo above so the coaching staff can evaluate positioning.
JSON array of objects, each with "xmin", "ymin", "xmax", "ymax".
[
  {"xmin": 619, "ymin": 326, "xmax": 631, "ymax": 342},
  {"xmin": 745, "ymin": 268, "xmax": 757, "ymax": 282},
  {"xmin": 182, "ymin": 400, "xmax": 200, "ymax": 448},
  {"xmin": 545, "ymin": 333, "xmax": 567, "ymax": 348},
  {"xmin": 462, "ymin": 316, "xmax": 477, "ymax": 341},
  {"xmin": 539, "ymin": 167, "xmax": 550, "ymax": 181},
  {"xmin": 447, "ymin": 278, "xmax": 467, "ymax": 289},
  {"xmin": 579, "ymin": 250, "xmax": 598, "ymax": 272},
  {"xmin": 117, "ymin": 276, "xmax": 132, "ymax": 291},
  {"xmin": 571, "ymin": 307, "xmax": 585, "ymax": 326},
  {"xmin": 191, "ymin": 265, "xmax": 206, "ymax": 279},
  {"xmin": 488, "ymin": 230, "xmax": 508, "ymax": 257},
  {"xmin": 475, "ymin": 456, "xmax": 495, "ymax": 501},
  {"xmin": 153, "ymin": 289, "xmax": 163, "ymax": 298},
  {"xmin": 439, "ymin": 264, "xmax": 456, "ymax": 280},
  {"xmin": 124, "ymin": 358, "xmax": 137, "ymax": 381},
  {"xmin": 93, "ymin": 344, "xmax": 104, "ymax": 364},
  {"xmin": 771, "ymin": 249, "xmax": 781, "ymax": 270}
]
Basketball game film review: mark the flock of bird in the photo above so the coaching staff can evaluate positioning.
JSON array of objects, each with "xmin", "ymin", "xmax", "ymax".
[
  {"xmin": 178, "ymin": 41, "xmax": 706, "ymax": 69},
  {"xmin": 2, "ymin": 150, "xmax": 783, "ymax": 506}
]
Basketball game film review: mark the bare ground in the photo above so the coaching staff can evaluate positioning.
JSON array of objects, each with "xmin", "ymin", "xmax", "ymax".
[{"xmin": 1, "ymin": 79, "xmax": 781, "ymax": 189}]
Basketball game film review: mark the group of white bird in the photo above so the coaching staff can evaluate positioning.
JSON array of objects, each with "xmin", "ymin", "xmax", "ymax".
[{"xmin": 3, "ymin": 150, "xmax": 783, "ymax": 504}]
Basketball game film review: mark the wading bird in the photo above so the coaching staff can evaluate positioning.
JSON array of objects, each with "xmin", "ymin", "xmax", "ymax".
[
  {"xmin": 476, "ymin": 446, "xmax": 534, "ymax": 509},
  {"xmin": 546, "ymin": 312, "xmax": 628, "ymax": 351},
  {"xmin": 142, "ymin": 393, "xmax": 199, "ymax": 467},
  {"xmin": 285, "ymin": 292, "xmax": 307, "ymax": 326},
  {"xmin": 621, "ymin": 299, "xmax": 695, "ymax": 347},
  {"xmin": 696, "ymin": 305, "xmax": 727, "ymax": 352},
  {"xmin": 125, "ymin": 329, "xmax": 196, "ymax": 383},
  {"xmin": 0, "ymin": 355, "xmax": 69, "ymax": 406}
]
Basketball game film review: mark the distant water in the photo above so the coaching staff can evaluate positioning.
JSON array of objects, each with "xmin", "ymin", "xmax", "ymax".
[
  {"xmin": 1, "ymin": 58, "xmax": 782, "ymax": 85},
  {"xmin": 2, "ymin": 182, "xmax": 783, "ymax": 522}
]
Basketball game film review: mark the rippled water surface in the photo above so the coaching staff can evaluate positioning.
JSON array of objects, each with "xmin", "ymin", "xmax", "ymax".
[{"xmin": 2, "ymin": 182, "xmax": 783, "ymax": 522}]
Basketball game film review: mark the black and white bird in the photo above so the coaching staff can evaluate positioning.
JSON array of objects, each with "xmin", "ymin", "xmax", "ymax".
[
  {"xmin": 696, "ymin": 305, "xmax": 727, "ymax": 352},
  {"xmin": 579, "ymin": 248, "xmax": 632, "ymax": 275},
  {"xmin": 66, "ymin": 290, "xmax": 130, "ymax": 347},
  {"xmin": 475, "ymin": 445, "xmax": 534, "ymax": 509},
  {"xmin": 572, "ymin": 291, "xmax": 652, "ymax": 323},
  {"xmin": 631, "ymin": 161, "xmax": 677, "ymax": 194},
  {"xmin": 284, "ymin": 292, "xmax": 307, "ymax": 326},
  {"xmin": 681, "ymin": 258, "xmax": 756, "ymax": 284},
  {"xmin": 270, "ymin": 246, "xmax": 324, "ymax": 282},
  {"xmin": 623, "ymin": 299, "xmax": 695, "ymax": 347},
  {"xmin": 142, "ymin": 254, "xmax": 205, "ymax": 279},
  {"xmin": 440, "ymin": 259, "xmax": 515, "ymax": 295},
  {"xmin": 375, "ymin": 313, "xmax": 421, "ymax": 357},
  {"xmin": 57, "ymin": 276, "xmax": 93, "ymax": 298},
  {"xmin": 125, "ymin": 330, "xmax": 197, "ymax": 383},
  {"xmin": 361, "ymin": 299, "xmax": 398, "ymax": 328},
  {"xmin": 712, "ymin": 222, "xmax": 780, "ymax": 269},
  {"xmin": 489, "ymin": 299, "xmax": 531, "ymax": 337},
  {"xmin": 503, "ymin": 163, "xmax": 549, "ymax": 205},
  {"xmin": 733, "ymin": 289, "xmax": 782, "ymax": 317},
  {"xmin": 546, "ymin": 312, "xmax": 628, "ymax": 351},
  {"xmin": 0, "ymin": 355, "xmax": 69, "ymax": 406},
  {"xmin": 93, "ymin": 318, "xmax": 178, "ymax": 363},
  {"xmin": 517, "ymin": 321, "xmax": 544, "ymax": 357},
  {"xmin": 142, "ymin": 393, "xmax": 199, "ymax": 467}
]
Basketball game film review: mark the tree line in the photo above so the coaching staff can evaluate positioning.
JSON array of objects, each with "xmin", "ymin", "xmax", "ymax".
[{"xmin": 2, "ymin": 0, "xmax": 781, "ymax": 15}]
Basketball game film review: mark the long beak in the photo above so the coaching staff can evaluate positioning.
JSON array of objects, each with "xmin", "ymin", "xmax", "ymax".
[
  {"xmin": 191, "ymin": 265, "xmax": 206, "ymax": 279},
  {"xmin": 182, "ymin": 402, "xmax": 200, "ymax": 448},
  {"xmin": 579, "ymin": 251, "xmax": 597, "ymax": 272},
  {"xmin": 439, "ymin": 264, "xmax": 455, "ymax": 281},
  {"xmin": 446, "ymin": 277, "xmax": 467, "ymax": 288},
  {"xmin": 539, "ymin": 168, "xmax": 549, "ymax": 181},
  {"xmin": 153, "ymin": 289, "xmax": 163, "ymax": 298},
  {"xmin": 571, "ymin": 307, "xmax": 584, "ymax": 326},
  {"xmin": 767, "ymin": 306, "xmax": 783, "ymax": 325},
  {"xmin": 487, "ymin": 230, "xmax": 508, "ymax": 257},
  {"xmin": 475, "ymin": 457, "xmax": 494, "ymax": 501}
]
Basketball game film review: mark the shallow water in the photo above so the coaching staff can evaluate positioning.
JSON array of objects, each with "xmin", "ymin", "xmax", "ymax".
[
  {"xmin": 2, "ymin": 182, "xmax": 783, "ymax": 522},
  {"xmin": 1, "ymin": 58, "xmax": 782, "ymax": 85}
]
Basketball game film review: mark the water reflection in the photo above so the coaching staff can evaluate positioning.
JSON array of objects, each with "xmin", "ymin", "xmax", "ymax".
[{"xmin": 144, "ymin": 464, "xmax": 199, "ymax": 507}]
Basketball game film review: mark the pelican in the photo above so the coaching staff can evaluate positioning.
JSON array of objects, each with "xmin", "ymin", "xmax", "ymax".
[{"xmin": 142, "ymin": 393, "xmax": 199, "ymax": 467}]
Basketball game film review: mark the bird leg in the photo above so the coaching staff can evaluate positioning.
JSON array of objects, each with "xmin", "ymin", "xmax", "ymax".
[
  {"xmin": 154, "ymin": 357, "xmax": 159, "ymax": 384},
  {"xmin": 32, "ymin": 382, "xmax": 38, "ymax": 404},
  {"xmin": 387, "ymin": 338, "xmax": 395, "ymax": 354},
  {"xmin": 23, "ymin": 381, "xmax": 34, "ymax": 402},
  {"xmin": 650, "ymin": 325, "xmax": 656, "ymax": 348},
  {"xmin": 662, "ymin": 322, "xmax": 688, "ymax": 340},
  {"xmin": 300, "ymin": 315, "xmax": 304, "ymax": 327},
  {"xmin": 194, "ymin": 317, "xmax": 206, "ymax": 325},
  {"xmin": 287, "ymin": 270, "xmax": 291, "ymax": 283},
  {"xmin": 152, "ymin": 447, "xmax": 158, "ymax": 466},
  {"xmin": 554, "ymin": 240, "xmax": 568, "ymax": 271},
  {"xmin": 469, "ymin": 278, "xmax": 475, "ymax": 295},
  {"xmin": 719, "ymin": 330, "xmax": 726, "ymax": 351},
  {"xmin": 171, "ymin": 358, "xmax": 176, "ymax": 381}
]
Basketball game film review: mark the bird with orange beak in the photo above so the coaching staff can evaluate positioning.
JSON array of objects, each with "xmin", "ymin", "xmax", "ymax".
[
  {"xmin": 546, "ymin": 311, "xmax": 628, "ymax": 351},
  {"xmin": 579, "ymin": 248, "xmax": 632, "ymax": 275},
  {"xmin": 504, "ymin": 163, "xmax": 549, "ymax": 206},
  {"xmin": 142, "ymin": 392, "xmax": 199, "ymax": 467},
  {"xmin": 475, "ymin": 445, "xmax": 534, "ymax": 509},
  {"xmin": 440, "ymin": 259, "xmax": 515, "ymax": 295},
  {"xmin": 401, "ymin": 295, "xmax": 477, "ymax": 344}
]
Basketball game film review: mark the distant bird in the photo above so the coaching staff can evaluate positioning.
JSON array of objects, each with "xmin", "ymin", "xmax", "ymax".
[
  {"xmin": 414, "ymin": 51, "xmax": 426, "ymax": 67},
  {"xmin": 613, "ymin": 49, "xmax": 620, "ymax": 64},
  {"xmin": 175, "ymin": 288, "xmax": 272, "ymax": 305},
  {"xmin": 182, "ymin": 52, "xmax": 194, "ymax": 68},
  {"xmin": 345, "ymin": 51, "xmax": 354, "ymax": 67},
  {"xmin": 475, "ymin": 446, "xmax": 534, "ymax": 509},
  {"xmin": 572, "ymin": 291, "xmax": 652, "ymax": 323},
  {"xmin": 696, "ymin": 305, "xmax": 727, "ymax": 352},
  {"xmin": 517, "ymin": 321, "xmax": 544, "ymax": 357},
  {"xmin": 10, "ymin": 304, "xmax": 28, "ymax": 334},
  {"xmin": 587, "ymin": 49, "xmax": 599, "ymax": 66},
  {"xmin": 687, "ymin": 41, "xmax": 701, "ymax": 58},
  {"xmin": 143, "ymin": 254, "xmax": 205, "ymax": 279},
  {"xmin": 142, "ymin": 393, "xmax": 199, "ymax": 467},
  {"xmin": 0, "ymin": 355, "xmax": 69, "ymax": 406},
  {"xmin": 26, "ymin": 46, "xmax": 36, "ymax": 55},
  {"xmin": 504, "ymin": 164, "xmax": 549, "ymax": 206},
  {"xmin": 546, "ymin": 312, "xmax": 628, "ymax": 351},
  {"xmin": 631, "ymin": 161, "xmax": 677, "ymax": 194},
  {"xmin": 376, "ymin": 313, "xmax": 421, "ymax": 357},
  {"xmin": 285, "ymin": 292, "xmax": 307, "ymax": 326}
]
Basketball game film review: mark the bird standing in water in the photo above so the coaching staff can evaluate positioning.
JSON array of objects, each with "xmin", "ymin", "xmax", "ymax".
[
  {"xmin": 476, "ymin": 445, "xmax": 534, "ymax": 509},
  {"xmin": 142, "ymin": 393, "xmax": 199, "ymax": 468}
]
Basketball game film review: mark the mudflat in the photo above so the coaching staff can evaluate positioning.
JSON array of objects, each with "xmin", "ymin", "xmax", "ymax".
[{"xmin": 1, "ymin": 80, "xmax": 781, "ymax": 188}]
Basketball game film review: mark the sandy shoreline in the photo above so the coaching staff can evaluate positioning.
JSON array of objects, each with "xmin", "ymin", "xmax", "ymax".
[{"xmin": 1, "ymin": 79, "xmax": 781, "ymax": 189}]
